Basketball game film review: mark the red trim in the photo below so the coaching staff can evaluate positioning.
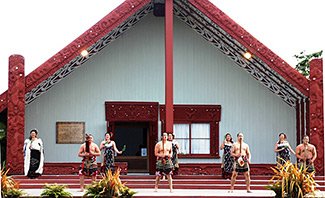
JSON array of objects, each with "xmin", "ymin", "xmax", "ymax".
[
  {"xmin": 24, "ymin": 0, "xmax": 151, "ymax": 93},
  {"xmin": 178, "ymin": 163, "xmax": 275, "ymax": 175},
  {"xmin": 6, "ymin": 55, "xmax": 25, "ymax": 175},
  {"xmin": 160, "ymin": 105, "xmax": 221, "ymax": 158},
  {"xmin": 165, "ymin": 0, "xmax": 174, "ymax": 133},
  {"xmin": 0, "ymin": 0, "xmax": 310, "ymax": 112},
  {"xmin": 42, "ymin": 162, "xmax": 273, "ymax": 175},
  {"xmin": 160, "ymin": 105, "xmax": 221, "ymax": 122},
  {"xmin": 309, "ymin": 59, "xmax": 324, "ymax": 175},
  {"xmin": 188, "ymin": 0, "xmax": 309, "ymax": 96},
  {"xmin": 0, "ymin": 91, "xmax": 7, "ymax": 113},
  {"xmin": 43, "ymin": 162, "xmax": 127, "ymax": 175},
  {"xmin": 105, "ymin": 101, "xmax": 158, "ymax": 175}
]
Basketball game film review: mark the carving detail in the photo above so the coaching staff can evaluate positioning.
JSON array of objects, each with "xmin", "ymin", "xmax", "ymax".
[
  {"xmin": 178, "ymin": 163, "xmax": 274, "ymax": 175},
  {"xmin": 309, "ymin": 59, "xmax": 324, "ymax": 175},
  {"xmin": 106, "ymin": 102, "xmax": 158, "ymax": 122},
  {"xmin": 7, "ymin": 55, "xmax": 25, "ymax": 175}
]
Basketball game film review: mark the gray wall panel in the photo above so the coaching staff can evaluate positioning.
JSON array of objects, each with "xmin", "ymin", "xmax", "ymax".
[{"xmin": 26, "ymin": 14, "xmax": 296, "ymax": 164}]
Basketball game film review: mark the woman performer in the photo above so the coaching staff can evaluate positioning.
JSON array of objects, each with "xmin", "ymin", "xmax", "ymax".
[
  {"xmin": 274, "ymin": 132, "xmax": 296, "ymax": 165},
  {"xmin": 99, "ymin": 132, "xmax": 123, "ymax": 173},
  {"xmin": 220, "ymin": 133, "xmax": 233, "ymax": 179},
  {"xmin": 168, "ymin": 133, "xmax": 181, "ymax": 175},
  {"xmin": 23, "ymin": 129, "xmax": 44, "ymax": 179}
]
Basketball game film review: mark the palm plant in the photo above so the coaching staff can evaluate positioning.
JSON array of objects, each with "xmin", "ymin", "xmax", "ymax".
[
  {"xmin": 1, "ymin": 168, "xmax": 25, "ymax": 198},
  {"xmin": 266, "ymin": 159, "xmax": 317, "ymax": 198},
  {"xmin": 83, "ymin": 168, "xmax": 137, "ymax": 198},
  {"xmin": 40, "ymin": 183, "xmax": 72, "ymax": 198}
]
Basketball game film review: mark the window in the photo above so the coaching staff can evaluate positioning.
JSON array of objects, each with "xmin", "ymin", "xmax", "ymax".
[
  {"xmin": 160, "ymin": 105, "xmax": 221, "ymax": 158},
  {"xmin": 174, "ymin": 123, "xmax": 210, "ymax": 155}
]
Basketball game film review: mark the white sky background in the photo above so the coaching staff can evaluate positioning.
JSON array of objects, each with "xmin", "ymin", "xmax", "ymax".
[{"xmin": 0, "ymin": 0, "xmax": 324, "ymax": 94}]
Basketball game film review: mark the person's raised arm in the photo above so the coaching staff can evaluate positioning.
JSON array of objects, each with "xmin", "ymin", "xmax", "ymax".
[
  {"xmin": 288, "ymin": 143, "xmax": 296, "ymax": 155},
  {"xmin": 220, "ymin": 139, "xmax": 226, "ymax": 150},
  {"xmin": 154, "ymin": 143, "xmax": 164, "ymax": 158},
  {"xmin": 99, "ymin": 141, "xmax": 104, "ymax": 151},
  {"xmin": 274, "ymin": 142, "xmax": 279, "ymax": 153},
  {"xmin": 176, "ymin": 142, "xmax": 181, "ymax": 154},
  {"xmin": 78, "ymin": 144, "xmax": 86, "ymax": 157},
  {"xmin": 113, "ymin": 141, "xmax": 122, "ymax": 154},
  {"xmin": 296, "ymin": 146, "xmax": 303, "ymax": 160},
  {"xmin": 92, "ymin": 144, "xmax": 101, "ymax": 156}
]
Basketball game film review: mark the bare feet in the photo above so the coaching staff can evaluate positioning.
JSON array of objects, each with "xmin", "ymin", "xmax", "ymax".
[
  {"xmin": 170, "ymin": 189, "xmax": 173, "ymax": 193},
  {"xmin": 154, "ymin": 188, "xmax": 158, "ymax": 192},
  {"xmin": 228, "ymin": 190, "xmax": 233, "ymax": 193},
  {"xmin": 247, "ymin": 190, "xmax": 252, "ymax": 193},
  {"xmin": 78, "ymin": 188, "xmax": 84, "ymax": 192}
]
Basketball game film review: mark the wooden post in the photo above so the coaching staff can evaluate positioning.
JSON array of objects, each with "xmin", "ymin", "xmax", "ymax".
[
  {"xmin": 165, "ymin": 0, "xmax": 174, "ymax": 133},
  {"xmin": 7, "ymin": 55, "xmax": 25, "ymax": 174},
  {"xmin": 309, "ymin": 59, "xmax": 324, "ymax": 175}
]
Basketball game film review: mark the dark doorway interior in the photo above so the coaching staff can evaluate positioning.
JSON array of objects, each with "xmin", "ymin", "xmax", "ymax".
[{"xmin": 114, "ymin": 122, "xmax": 149, "ymax": 173}]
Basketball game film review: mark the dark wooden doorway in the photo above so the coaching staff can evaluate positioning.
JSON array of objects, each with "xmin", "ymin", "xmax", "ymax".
[
  {"xmin": 105, "ymin": 102, "xmax": 158, "ymax": 174},
  {"xmin": 114, "ymin": 122, "xmax": 149, "ymax": 172}
]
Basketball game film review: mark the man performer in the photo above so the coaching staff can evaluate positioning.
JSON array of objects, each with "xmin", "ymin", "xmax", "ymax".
[
  {"xmin": 296, "ymin": 135, "xmax": 317, "ymax": 174},
  {"xmin": 78, "ymin": 134, "xmax": 101, "ymax": 191},
  {"xmin": 229, "ymin": 132, "xmax": 252, "ymax": 193},
  {"xmin": 154, "ymin": 132, "xmax": 173, "ymax": 193}
]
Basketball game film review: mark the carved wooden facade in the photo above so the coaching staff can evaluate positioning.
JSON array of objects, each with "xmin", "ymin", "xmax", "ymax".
[{"xmin": 1, "ymin": 0, "xmax": 324, "ymax": 175}]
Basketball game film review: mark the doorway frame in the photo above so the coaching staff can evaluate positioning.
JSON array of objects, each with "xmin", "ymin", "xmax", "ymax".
[{"xmin": 105, "ymin": 101, "xmax": 159, "ymax": 174}]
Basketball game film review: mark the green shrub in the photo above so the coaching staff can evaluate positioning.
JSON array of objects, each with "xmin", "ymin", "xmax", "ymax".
[
  {"xmin": 40, "ymin": 183, "xmax": 72, "ymax": 198},
  {"xmin": 83, "ymin": 168, "xmax": 137, "ymax": 198},
  {"xmin": 266, "ymin": 159, "xmax": 317, "ymax": 198},
  {"xmin": 1, "ymin": 168, "xmax": 25, "ymax": 198}
]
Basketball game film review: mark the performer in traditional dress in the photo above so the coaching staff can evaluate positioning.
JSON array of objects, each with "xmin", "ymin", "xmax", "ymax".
[
  {"xmin": 23, "ymin": 129, "xmax": 44, "ymax": 179},
  {"xmin": 154, "ymin": 132, "xmax": 173, "ymax": 193},
  {"xmin": 220, "ymin": 133, "xmax": 233, "ymax": 179},
  {"xmin": 78, "ymin": 134, "xmax": 101, "ymax": 191},
  {"xmin": 99, "ymin": 132, "xmax": 122, "ymax": 173},
  {"xmin": 274, "ymin": 132, "xmax": 295, "ymax": 165},
  {"xmin": 296, "ymin": 135, "xmax": 317, "ymax": 174},
  {"xmin": 168, "ymin": 133, "xmax": 180, "ymax": 175},
  {"xmin": 229, "ymin": 133, "xmax": 252, "ymax": 193}
]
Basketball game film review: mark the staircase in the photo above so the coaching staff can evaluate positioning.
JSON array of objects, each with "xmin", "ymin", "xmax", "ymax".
[{"xmin": 12, "ymin": 174, "xmax": 325, "ymax": 197}]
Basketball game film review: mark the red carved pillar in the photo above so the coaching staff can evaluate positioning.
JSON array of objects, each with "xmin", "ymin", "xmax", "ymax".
[
  {"xmin": 165, "ymin": 0, "xmax": 174, "ymax": 133},
  {"xmin": 7, "ymin": 55, "xmax": 25, "ymax": 174},
  {"xmin": 309, "ymin": 59, "xmax": 324, "ymax": 175}
]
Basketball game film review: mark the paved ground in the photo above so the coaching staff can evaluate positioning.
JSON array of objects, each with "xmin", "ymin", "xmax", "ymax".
[{"xmin": 20, "ymin": 188, "xmax": 325, "ymax": 197}]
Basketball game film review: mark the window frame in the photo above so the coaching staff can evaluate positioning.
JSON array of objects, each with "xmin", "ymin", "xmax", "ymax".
[
  {"xmin": 160, "ymin": 105, "xmax": 221, "ymax": 158},
  {"xmin": 174, "ymin": 121, "xmax": 212, "ymax": 157}
]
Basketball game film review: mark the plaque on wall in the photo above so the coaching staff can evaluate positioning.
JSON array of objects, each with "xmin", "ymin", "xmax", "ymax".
[{"xmin": 56, "ymin": 122, "xmax": 85, "ymax": 144}]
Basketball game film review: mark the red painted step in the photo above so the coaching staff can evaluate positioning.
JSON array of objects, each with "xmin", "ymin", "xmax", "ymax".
[{"xmin": 12, "ymin": 175, "xmax": 325, "ymax": 191}]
